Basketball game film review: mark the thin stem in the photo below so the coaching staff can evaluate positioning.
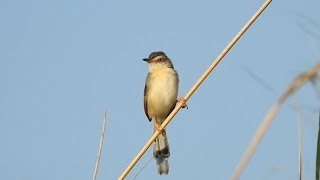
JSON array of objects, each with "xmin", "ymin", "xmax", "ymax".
[
  {"xmin": 133, "ymin": 157, "xmax": 153, "ymax": 180},
  {"xmin": 92, "ymin": 110, "xmax": 107, "ymax": 180},
  {"xmin": 298, "ymin": 111, "xmax": 302, "ymax": 180},
  {"xmin": 118, "ymin": 0, "xmax": 272, "ymax": 179}
]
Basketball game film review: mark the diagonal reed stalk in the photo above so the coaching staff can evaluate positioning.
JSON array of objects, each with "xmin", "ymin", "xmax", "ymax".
[
  {"xmin": 92, "ymin": 110, "xmax": 107, "ymax": 180},
  {"xmin": 231, "ymin": 62, "xmax": 320, "ymax": 180},
  {"xmin": 118, "ymin": 0, "xmax": 272, "ymax": 179}
]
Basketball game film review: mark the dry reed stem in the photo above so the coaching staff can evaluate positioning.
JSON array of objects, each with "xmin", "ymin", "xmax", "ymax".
[
  {"xmin": 231, "ymin": 62, "xmax": 320, "ymax": 180},
  {"xmin": 92, "ymin": 110, "xmax": 107, "ymax": 180},
  {"xmin": 298, "ymin": 112, "xmax": 302, "ymax": 180},
  {"xmin": 118, "ymin": 1, "xmax": 272, "ymax": 179}
]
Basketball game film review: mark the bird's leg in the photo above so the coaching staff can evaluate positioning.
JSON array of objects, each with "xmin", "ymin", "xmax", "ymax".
[
  {"xmin": 154, "ymin": 120, "xmax": 165, "ymax": 134},
  {"xmin": 177, "ymin": 97, "xmax": 188, "ymax": 109}
]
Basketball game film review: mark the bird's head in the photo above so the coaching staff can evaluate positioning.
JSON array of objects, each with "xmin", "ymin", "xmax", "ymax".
[{"xmin": 143, "ymin": 51, "xmax": 174, "ymax": 69}]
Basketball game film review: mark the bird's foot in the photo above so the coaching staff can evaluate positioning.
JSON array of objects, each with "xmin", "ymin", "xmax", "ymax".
[
  {"xmin": 155, "ymin": 123, "xmax": 165, "ymax": 134},
  {"xmin": 177, "ymin": 97, "xmax": 188, "ymax": 109}
]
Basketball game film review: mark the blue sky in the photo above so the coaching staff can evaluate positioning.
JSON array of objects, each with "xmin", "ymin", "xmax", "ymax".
[{"xmin": 1, "ymin": 0, "xmax": 319, "ymax": 179}]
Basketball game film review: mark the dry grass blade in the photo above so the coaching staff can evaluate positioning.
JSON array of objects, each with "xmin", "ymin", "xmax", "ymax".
[
  {"xmin": 231, "ymin": 62, "xmax": 320, "ymax": 180},
  {"xmin": 92, "ymin": 110, "xmax": 107, "ymax": 180},
  {"xmin": 118, "ymin": 1, "xmax": 272, "ymax": 179}
]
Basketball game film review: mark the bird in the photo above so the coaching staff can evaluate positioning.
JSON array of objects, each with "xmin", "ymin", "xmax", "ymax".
[{"xmin": 143, "ymin": 51, "xmax": 179, "ymax": 175}]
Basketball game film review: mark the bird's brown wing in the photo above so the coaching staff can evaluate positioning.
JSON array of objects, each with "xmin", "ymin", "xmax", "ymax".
[{"xmin": 144, "ymin": 73, "xmax": 152, "ymax": 122}]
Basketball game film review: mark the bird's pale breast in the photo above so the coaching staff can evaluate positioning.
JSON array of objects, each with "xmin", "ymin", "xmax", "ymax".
[{"xmin": 147, "ymin": 68, "xmax": 178, "ymax": 120}]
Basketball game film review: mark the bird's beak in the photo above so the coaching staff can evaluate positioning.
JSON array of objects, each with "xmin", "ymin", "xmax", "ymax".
[{"xmin": 143, "ymin": 58, "xmax": 149, "ymax": 62}]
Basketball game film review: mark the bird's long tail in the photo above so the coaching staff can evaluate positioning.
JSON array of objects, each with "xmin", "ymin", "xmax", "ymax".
[{"xmin": 153, "ymin": 125, "xmax": 170, "ymax": 175}]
